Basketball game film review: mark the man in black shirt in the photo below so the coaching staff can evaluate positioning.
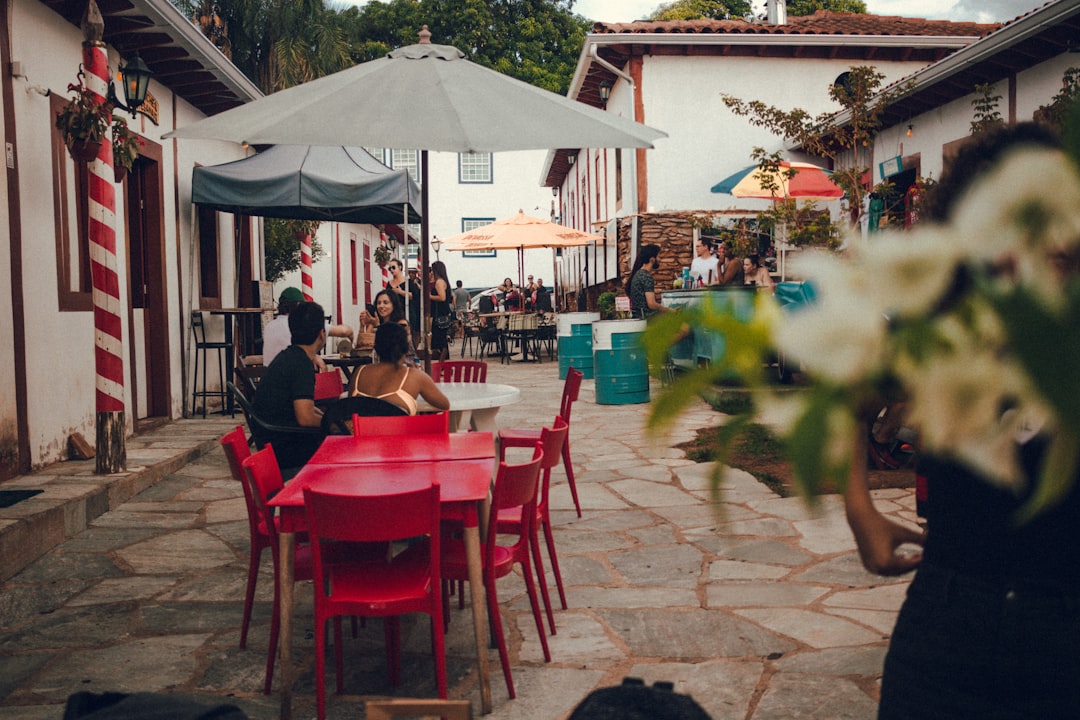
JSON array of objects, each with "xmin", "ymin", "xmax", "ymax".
[{"xmin": 252, "ymin": 301, "xmax": 327, "ymax": 470}]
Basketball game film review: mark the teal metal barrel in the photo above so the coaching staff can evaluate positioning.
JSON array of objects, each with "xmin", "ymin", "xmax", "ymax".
[
  {"xmin": 557, "ymin": 312, "xmax": 600, "ymax": 379},
  {"xmin": 661, "ymin": 287, "xmax": 757, "ymax": 371},
  {"xmin": 592, "ymin": 319, "xmax": 649, "ymax": 405}
]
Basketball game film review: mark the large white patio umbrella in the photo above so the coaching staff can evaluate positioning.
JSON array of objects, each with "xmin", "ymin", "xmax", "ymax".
[{"xmin": 165, "ymin": 28, "xmax": 666, "ymax": 362}]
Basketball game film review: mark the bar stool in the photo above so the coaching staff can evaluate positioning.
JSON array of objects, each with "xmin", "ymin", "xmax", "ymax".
[{"xmin": 191, "ymin": 311, "xmax": 233, "ymax": 417}]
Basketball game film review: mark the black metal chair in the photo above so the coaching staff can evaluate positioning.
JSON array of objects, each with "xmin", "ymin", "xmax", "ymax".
[
  {"xmin": 191, "ymin": 311, "xmax": 233, "ymax": 417},
  {"xmin": 229, "ymin": 383, "xmax": 323, "ymax": 450},
  {"xmin": 319, "ymin": 395, "xmax": 408, "ymax": 435}
]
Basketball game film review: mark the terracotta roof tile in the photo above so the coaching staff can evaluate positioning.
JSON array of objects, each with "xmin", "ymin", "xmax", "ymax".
[{"xmin": 592, "ymin": 12, "xmax": 999, "ymax": 39}]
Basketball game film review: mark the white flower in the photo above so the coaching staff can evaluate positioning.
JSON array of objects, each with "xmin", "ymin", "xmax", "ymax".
[
  {"xmin": 857, "ymin": 226, "xmax": 967, "ymax": 319},
  {"xmin": 950, "ymin": 149, "xmax": 1080, "ymax": 307}
]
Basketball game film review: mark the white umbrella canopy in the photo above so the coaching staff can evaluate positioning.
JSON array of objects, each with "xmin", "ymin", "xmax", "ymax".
[{"xmin": 163, "ymin": 34, "xmax": 666, "ymax": 152}]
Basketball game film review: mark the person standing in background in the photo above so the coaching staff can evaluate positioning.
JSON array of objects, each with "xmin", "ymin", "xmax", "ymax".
[
  {"xmin": 428, "ymin": 260, "xmax": 452, "ymax": 361},
  {"xmin": 717, "ymin": 242, "xmax": 745, "ymax": 286},
  {"xmin": 689, "ymin": 237, "xmax": 719, "ymax": 286},
  {"xmin": 627, "ymin": 245, "xmax": 673, "ymax": 320},
  {"xmin": 452, "ymin": 279, "xmax": 470, "ymax": 321}
]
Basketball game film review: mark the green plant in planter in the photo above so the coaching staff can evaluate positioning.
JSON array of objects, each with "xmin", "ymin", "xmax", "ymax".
[
  {"xmin": 112, "ymin": 117, "xmax": 140, "ymax": 174},
  {"xmin": 372, "ymin": 244, "xmax": 392, "ymax": 267},
  {"xmin": 55, "ymin": 75, "xmax": 112, "ymax": 162},
  {"xmin": 597, "ymin": 291, "xmax": 616, "ymax": 319}
]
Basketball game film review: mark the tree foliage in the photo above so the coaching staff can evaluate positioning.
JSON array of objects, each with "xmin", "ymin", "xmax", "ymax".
[
  {"xmin": 178, "ymin": 0, "xmax": 353, "ymax": 93},
  {"xmin": 337, "ymin": 0, "xmax": 589, "ymax": 95},
  {"xmin": 648, "ymin": 0, "xmax": 751, "ymax": 21},
  {"xmin": 647, "ymin": 0, "xmax": 864, "ymax": 21},
  {"xmin": 264, "ymin": 219, "xmax": 324, "ymax": 283},
  {"xmin": 786, "ymin": 0, "xmax": 866, "ymax": 14},
  {"xmin": 722, "ymin": 66, "xmax": 911, "ymax": 223}
]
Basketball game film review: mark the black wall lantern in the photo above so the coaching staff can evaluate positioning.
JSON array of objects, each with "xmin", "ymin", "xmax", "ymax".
[
  {"xmin": 108, "ymin": 52, "xmax": 153, "ymax": 117},
  {"xmin": 598, "ymin": 80, "xmax": 612, "ymax": 109}
]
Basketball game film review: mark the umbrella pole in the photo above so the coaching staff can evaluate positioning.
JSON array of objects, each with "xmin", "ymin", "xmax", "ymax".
[{"xmin": 421, "ymin": 150, "xmax": 431, "ymax": 372}]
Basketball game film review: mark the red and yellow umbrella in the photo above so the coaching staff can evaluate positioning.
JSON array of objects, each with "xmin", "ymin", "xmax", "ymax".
[{"xmin": 711, "ymin": 161, "xmax": 844, "ymax": 199}]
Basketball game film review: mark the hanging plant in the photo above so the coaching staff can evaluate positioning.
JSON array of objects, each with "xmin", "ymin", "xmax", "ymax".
[
  {"xmin": 112, "ymin": 116, "xmax": 141, "ymax": 182},
  {"xmin": 373, "ymin": 244, "xmax": 392, "ymax": 267},
  {"xmin": 54, "ymin": 72, "xmax": 112, "ymax": 163}
]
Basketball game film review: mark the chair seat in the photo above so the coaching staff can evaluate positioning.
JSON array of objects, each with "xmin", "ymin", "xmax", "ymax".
[
  {"xmin": 323, "ymin": 542, "xmax": 432, "ymax": 609},
  {"xmin": 441, "ymin": 537, "xmax": 514, "ymax": 579},
  {"xmin": 499, "ymin": 427, "xmax": 541, "ymax": 445}
]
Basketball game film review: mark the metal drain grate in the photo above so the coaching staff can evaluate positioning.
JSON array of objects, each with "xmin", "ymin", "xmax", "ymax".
[{"xmin": 0, "ymin": 489, "xmax": 44, "ymax": 508}]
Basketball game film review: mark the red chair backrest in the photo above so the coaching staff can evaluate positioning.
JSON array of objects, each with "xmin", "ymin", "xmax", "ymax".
[
  {"xmin": 560, "ymin": 368, "xmax": 583, "ymax": 422},
  {"xmin": 490, "ymin": 449, "xmax": 544, "ymax": 538},
  {"xmin": 353, "ymin": 411, "xmax": 449, "ymax": 436},
  {"xmin": 539, "ymin": 419, "xmax": 569, "ymax": 473},
  {"xmin": 429, "ymin": 361, "xmax": 445, "ymax": 382},
  {"xmin": 220, "ymin": 425, "xmax": 251, "ymax": 483},
  {"xmin": 438, "ymin": 361, "xmax": 487, "ymax": 383},
  {"xmin": 304, "ymin": 482, "xmax": 441, "ymax": 545},
  {"xmin": 241, "ymin": 445, "xmax": 286, "ymax": 542},
  {"xmin": 221, "ymin": 426, "xmax": 261, "ymax": 539},
  {"xmin": 314, "ymin": 370, "xmax": 343, "ymax": 401}
]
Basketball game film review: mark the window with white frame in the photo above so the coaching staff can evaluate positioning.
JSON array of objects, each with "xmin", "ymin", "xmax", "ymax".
[
  {"xmin": 390, "ymin": 148, "xmax": 419, "ymax": 183},
  {"xmin": 458, "ymin": 152, "xmax": 492, "ymax": 183},
  {"xmin": 461, "ymin": 217, "xmax": 496, "ymax": 257}
]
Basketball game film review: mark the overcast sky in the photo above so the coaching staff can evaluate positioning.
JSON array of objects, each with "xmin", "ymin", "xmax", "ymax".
[{"xmin": 337, "ymin": 1, "xmax": 1044, "ymax": 24}]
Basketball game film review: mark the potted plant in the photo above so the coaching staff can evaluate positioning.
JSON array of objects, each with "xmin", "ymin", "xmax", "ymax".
[
  {"xmin": 372, "ymin": 244, "xmax": 392, "ymax": 267},
  {"xmin": 597, "ymin": 291, "xmax": 616, "ymax": 320},
  {"xmin": 54, "ymin": 75, "xmax": 112, "ymax": 163},
  {"xmin": 112, "ymin": 117, "xmax": 140, "ymax": 183}
]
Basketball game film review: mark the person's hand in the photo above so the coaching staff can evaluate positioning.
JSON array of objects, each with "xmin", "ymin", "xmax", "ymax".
[
  {"xmin": 313, "ymin": 356, "xmax": 328, "ymax": 372},
  {"xmin": 846, "ymin": 504, "xmax": 925, "ymax": 575}
]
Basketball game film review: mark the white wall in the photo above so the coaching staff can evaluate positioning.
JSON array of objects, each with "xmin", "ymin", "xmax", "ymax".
[
  {"xmin": 6, "ymin": 0, "xmax": 250, "ymax": 466},
  {"xmin": 869, "ymin": 52, "xmax": 1077, "ymax": 187},
  {"xmin": 642, "ymin": 55, "xmax": 923, "ymax": 214}
]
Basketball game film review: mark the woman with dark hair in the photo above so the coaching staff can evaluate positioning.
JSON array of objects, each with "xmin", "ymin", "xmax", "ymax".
[
  {"xmin": 428, "ymin": 260, "xmax": 453, "ymax": 361},
  {"xmin": 347, "ymin": 323, "xmax": 448, "ymax": 414},
  {"xmin": 373, "ymin": 288, "xmax": 417, "ymax": 363},
  {"xmin": 742, "ymin": 255, "xmax": 774, "ymax": 290},
  {"xmin": 627, "ymin": 245, "xmax": 672, "ymax": 319}
]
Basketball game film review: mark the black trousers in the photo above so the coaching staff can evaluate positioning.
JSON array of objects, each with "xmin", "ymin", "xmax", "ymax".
[{"xmin": 879, "ymin": 562, "xmax": 1080, "ymax": 719}]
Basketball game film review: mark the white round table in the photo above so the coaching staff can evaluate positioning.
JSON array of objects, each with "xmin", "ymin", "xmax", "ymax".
[{"xmin": 420, "ymin": 382, "xmax": 521, "ymax": 432}]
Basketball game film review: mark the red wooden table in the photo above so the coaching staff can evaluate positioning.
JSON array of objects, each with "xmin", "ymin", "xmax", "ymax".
[{"xmin": 268, "ymin": 439, "xmax": 496, "ymax": 717}]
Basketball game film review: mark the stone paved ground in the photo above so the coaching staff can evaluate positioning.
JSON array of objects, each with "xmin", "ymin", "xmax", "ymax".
[{"xmin": 0, "ymin": 359, "xmax": 920, "ymax": 719}]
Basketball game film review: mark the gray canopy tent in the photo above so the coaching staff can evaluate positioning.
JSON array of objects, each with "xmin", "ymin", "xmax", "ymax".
[
  {"xmin": 192, "ymin": 144, "xmax": 421, "ymax": 225},
  {"xmin": 191, "ymin": 144, "xmax": 421, "ymax": 340}
]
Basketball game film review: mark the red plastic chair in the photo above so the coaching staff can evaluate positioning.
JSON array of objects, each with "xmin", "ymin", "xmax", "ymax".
[
  {"xmin": 429, "ymin": 361, "xmax": 445, "ymax": 382},
  {"xmin": 495, "ymin": 419, "xmax": 571, "ymax": 631},
  {"xmin": 498, "ymin": 367, "xmax": 583, "ymax": 516},
  {"xmin": 435, "ymin": 360, "xmax": 487, "ymax": 383},
  {"xmin": 241, "ymin": 445, "xmax": 315, "ymax": 695},
  {"xmin": 304, "ymin": 482, "xmax": 446, "ymax": 720},
  {"xmin": 314, "ymin": 369, "xmax": 344, "ymax": 401},
  {"xmin": 352, "ymin": 410, "xmax": 450, "ymax": 436},
  {"xmin": 220, "ymin": 426, "xmax": 266, "ymax": 652},
  {"xmin": 441, "ymin": 448, "xmax": 549, "ymax": 699}
]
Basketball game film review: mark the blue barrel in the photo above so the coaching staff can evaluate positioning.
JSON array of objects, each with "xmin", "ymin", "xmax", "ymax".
[
  {"xmin": 557, "ymin": 312, "xmax": 600, "ymax": 379},
  {"xmin": 593, "ymin": 319, "xmax": 649, "ymax": 405}
]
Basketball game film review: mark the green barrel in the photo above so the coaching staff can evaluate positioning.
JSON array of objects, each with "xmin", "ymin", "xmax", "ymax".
[
  {"xmin": 592, "ymin": 319, "xmax": 649, "ymax": 405},
  {"xmin": 557, "ymin": 312, "xmax": 599, "ymax": 379}
]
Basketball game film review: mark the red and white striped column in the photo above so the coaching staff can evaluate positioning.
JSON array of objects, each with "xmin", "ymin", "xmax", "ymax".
[
  {"xmin": 84, "ymin": 39, "xmax": 127, "ymax": 473},
  {"xmin": 300, "ymin": 233, "xmax": 314, "ymax": 301}
]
